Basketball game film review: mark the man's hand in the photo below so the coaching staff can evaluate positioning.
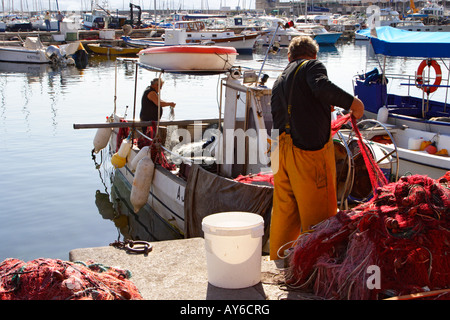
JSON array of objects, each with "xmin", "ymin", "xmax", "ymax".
[{"xmin": 350, "ymin": 97, "xmax": 364, "ymax": 119}]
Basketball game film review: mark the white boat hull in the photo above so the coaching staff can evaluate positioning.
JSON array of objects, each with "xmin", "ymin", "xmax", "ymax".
[
  {"xmin": 391, "ymin": 148, "xmax": 449, "ymax": 180},
  {"xmin": 207, "ymin": 36, "xmax": 258, "ymax": 54},
  {"xmin": 138, "ymin": 47, "xmax": 237, "ymax": 71},
  {"xmin": 359, "ymin": 124, "xmax": 450, "ymax": 180},
  {"xmin": 0, "ymin": 46, "xmax": 49, "ymax": 64},
  {"xmin": 365, "ymin": 110, "xmax": 450, "ymax": 136}
]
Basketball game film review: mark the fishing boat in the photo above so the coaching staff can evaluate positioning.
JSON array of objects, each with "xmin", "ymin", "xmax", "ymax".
[
  {"xmin": 173, "ymin": 21, "xmax": 260, "ymax": 54},
  {"xmin": 354, "ymin": 26, "xmax": 450, "ymax": 135},
  {"xmin": 75, "ymin": 59, "xmax": 275, "ymax": 242},
  {"xmin": 73, "ymin": 43, "xmax": 398, "ymax": 244},
  {"xmin": 86, "ymin": 43, "xmax": 141, "ymax": 56},
  {"xmin": 137, "ymin": 45, "xmax": 238, "ymax": 72},
  {"xmin": 121, "ymin": 28, "xmax": 196, "ymax": 49},
  {"xmin": 123, "ymin": 22, "xmax": 260, "ymax": 54}
]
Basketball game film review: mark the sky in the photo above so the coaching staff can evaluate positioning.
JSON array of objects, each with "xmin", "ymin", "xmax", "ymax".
[{"xmin": 19, "ymin": 0, "xmax": 256, "ymax": 12}]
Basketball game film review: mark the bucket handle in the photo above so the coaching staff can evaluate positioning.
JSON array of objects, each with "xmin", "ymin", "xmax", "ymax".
[{"xmin": 203, "ymin": 224, "xmax": 264, "ymax": 238}]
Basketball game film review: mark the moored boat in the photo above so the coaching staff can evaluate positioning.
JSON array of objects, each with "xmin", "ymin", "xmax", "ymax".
[
  {"xmin": 0, "ymin": 37, "xmax": 88, "ymax": 67},
  {"xmin": 87, "ymin": 43, "xmax": 142, "ymax": 56},
  {"xmin": 173, "ymin": 20, "xmax": 260, "ymax": 54},
  {"xmin": 0, "ymin": 37, "xmax": 49, "ymax": 63},
  {"xmin": 294, "ymin": 23, "xmax": 342, "ymax": 45},
  {"xmin": 354, "ymin": 26, "xmax": 450, "ymax": 135},
  {"xmin": 352, "ymin": 26, "xmax": 450, "ymax": 177}
]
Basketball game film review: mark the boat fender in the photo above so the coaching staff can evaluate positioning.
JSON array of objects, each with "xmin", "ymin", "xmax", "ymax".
[
  {"xmin": 93, "ymin": 125, "xmax": 112, "ymax": 153},
  {"xmin": 130, "ymin": 146, "xmax": 150, "ymax": 172},
  {"xmin": 130, "ymin": 156, "xmax": 155, "ymax": 213},
  {"xmin": 377, "ymin": 106, "xmax": 389, "ymax": 123},
  {"xmin": 416, "ymin": 59, "xmax": 442, "ymax": 94},
  {"xmin": 118, "ymin": 137, "xmax": 132, "ymax": 158}
]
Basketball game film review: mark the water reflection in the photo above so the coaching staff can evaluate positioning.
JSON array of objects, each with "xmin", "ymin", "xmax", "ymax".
[
  {"xmin": 0, "ymin": 61, "xmax": 50, "ymax": 75},
  {"xmin": 0, "ymin": 62, "xmax": 91, "ymax": 134}
]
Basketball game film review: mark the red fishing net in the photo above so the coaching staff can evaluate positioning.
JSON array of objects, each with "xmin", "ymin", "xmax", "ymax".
[
  {"xmin": 116, "ymin": 119, "xmax": 175, "ymax": 171},
  {"xmin": 234, "ymin": 172, "xmax": 274, "ymax": 186},
  {"xmin": 288, "ymin": 115, "xmax": 450, "ymax": 299},
  {"xmin": 138, "ymin": 121, "xmax": 176, "ymax": 171},
  {"xmin": 0, "ymin": 258, "xmax": 142, "ymax": 300}
]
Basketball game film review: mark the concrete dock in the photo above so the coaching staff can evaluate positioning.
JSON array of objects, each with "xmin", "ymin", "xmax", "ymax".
[{"xmin": 69, "ymin": 237, "xmax": 319, "ymax": 300}]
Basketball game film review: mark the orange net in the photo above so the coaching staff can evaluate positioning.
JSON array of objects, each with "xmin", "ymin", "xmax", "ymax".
[{"xmin": 0, "ymin": 258, "xmax": 142, "ymax": 300}]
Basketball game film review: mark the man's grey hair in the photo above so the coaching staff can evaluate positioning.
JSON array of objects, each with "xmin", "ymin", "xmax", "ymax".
[{"xmin": 288, "ymin": 36, "xmax": 319, "ymax": 60}]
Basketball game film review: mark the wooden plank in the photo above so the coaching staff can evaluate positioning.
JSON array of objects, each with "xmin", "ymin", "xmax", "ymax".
[{"xmin": 73, "ymin": 118, "xmax": 220, "ymax": 129}]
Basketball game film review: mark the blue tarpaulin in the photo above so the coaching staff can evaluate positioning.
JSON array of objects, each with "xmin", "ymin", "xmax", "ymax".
[{"xmin": 356, "ymin": 26, "xmax": 450, "ymax": 58}]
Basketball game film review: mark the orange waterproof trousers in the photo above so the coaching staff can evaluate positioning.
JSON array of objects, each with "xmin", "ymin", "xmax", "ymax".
[{"xmin": 269, "ymin": 132, "xmax": 337, "ymax": 260}]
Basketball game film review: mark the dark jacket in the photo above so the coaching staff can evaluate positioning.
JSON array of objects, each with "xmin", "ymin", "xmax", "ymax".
[
  {"xmin": 140, "ymin": 86, "xmax": 162, "ymax": 121},
  {"xmin": 271, "ymin": 59, "xmax": 354, "ymax": 150}
]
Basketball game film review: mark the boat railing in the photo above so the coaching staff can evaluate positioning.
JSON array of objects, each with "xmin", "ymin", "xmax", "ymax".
[
  {"xmin": 356, "ymin": 69, "xmax": 449, "ymax": 117},
  {"xmin": 383, "ymin": 72, "xmax": 450, "ymax": 95}
]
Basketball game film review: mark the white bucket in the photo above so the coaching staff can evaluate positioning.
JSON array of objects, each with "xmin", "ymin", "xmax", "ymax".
[
  {"xmin": 202, "ymin": 212, "xmax": 264, "ymax": 289},
  {"xmin": 408, "ymin": 137, "xmax": 424, "ymax": 150}
]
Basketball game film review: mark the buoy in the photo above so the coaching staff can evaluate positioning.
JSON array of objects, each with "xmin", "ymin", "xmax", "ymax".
[
  {"xmin": 425, "ymin": 142, "xmax": 437, "ymax": 154},
  {"xmin": 377, "ymin": 106, "xmax": 389, "ymax": 123},
  {"xmin": 130, "ymin": 156, "xmax": 154, "ymax": 213},
  {"xmin": 111, "ymin": 152, "xmax": 127, "ymax": 168},
  {"xmin": 420, "ymin": 140, "xmax": 432, "ymax": 151},
  {"xmin": 111, "ymin": 137, "xmax": 132, "ymax": 168},
  {"xmin": 130, "ymin": 146, "xmax": 150, "ymax": 172},
  {"xmin": 93, "ymin": 127, "xmax": 112, "ymax": 153}
]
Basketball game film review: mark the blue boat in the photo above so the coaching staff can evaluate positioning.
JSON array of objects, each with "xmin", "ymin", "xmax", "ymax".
[
  {"xmin": 295, "ymin": 24, "xmax": 342, "ymax": 45},
  {"xmin": 354, "ymin": 26, "xmax": 450, "ymax": 135},
  {"xmin": 352, "ymin": 26, "xmax": 450, "ymax": 178}
]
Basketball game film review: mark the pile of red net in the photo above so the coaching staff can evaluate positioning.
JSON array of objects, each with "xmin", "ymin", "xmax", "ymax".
[
  {"xmin": 0, "ymin": 258, "xmax": 142, "ymax": 300},
  {"xmin": 287, "ymin": 172, "xmax": 450, "ymax": 300}
]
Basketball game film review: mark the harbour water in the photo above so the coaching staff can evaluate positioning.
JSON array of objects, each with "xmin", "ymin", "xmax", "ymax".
[{"xmin": 0, "ymin": 41, "xmax": 445, "ymax": 262}]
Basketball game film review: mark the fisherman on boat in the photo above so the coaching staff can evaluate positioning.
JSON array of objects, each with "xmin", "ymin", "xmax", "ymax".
[
  {"xmin": 269, "ymin": 36, "xmax": 365, "ymax": 260},
  {"xmin": 140, "ymin": 78, "xmax": 176, "ymax": 133}
]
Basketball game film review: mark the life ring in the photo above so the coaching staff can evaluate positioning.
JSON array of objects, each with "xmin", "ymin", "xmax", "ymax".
[
  {"xmin": 182, "ymin": 16, "xmax": 186, "ymax": 21},
  {"xmin": 416, "ymin": 59, "xmax": 442, "ymax": 94}
]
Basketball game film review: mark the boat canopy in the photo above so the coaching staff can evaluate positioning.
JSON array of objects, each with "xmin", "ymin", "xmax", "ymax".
[{"xmin": 357, "ymin": 26, "xmax": 450, "ymax": 58}]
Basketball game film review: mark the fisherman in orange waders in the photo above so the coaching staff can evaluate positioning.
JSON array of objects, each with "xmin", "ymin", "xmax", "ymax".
[{"xmin": 269, "ymin": 36, "xmax": 365, "ymax": 260}]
